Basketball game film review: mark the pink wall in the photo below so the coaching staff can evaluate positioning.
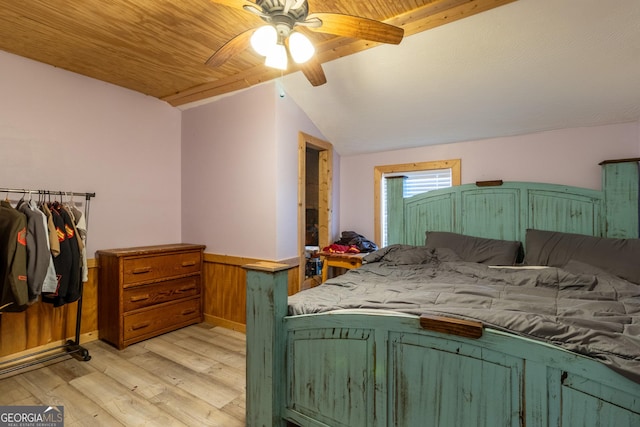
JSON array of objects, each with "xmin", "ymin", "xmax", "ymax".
[
  {"xmin": 0, "ymin": 48, "xmax": 327, "ymax": 262},
  {"xmin": 0, "ymin": 51, "xmax": 182, "ymax": 255},
  {"xmin": 181, "ymin": 82, "xmax": 327, "ymax": 260},
  {"xmin": 339, "ymin": 122, "xmax": 640, "ymax": 243},
  {"xmin": 181, "ymin": 84, "xmax": 278, "ymax": 260},
  {"xmin": 275, "ymin": 84, "xmax": 336, "ymax": 258},
  {"xmin": 4, "ymin": 48, "xmax": 637, "ymax": 259}
]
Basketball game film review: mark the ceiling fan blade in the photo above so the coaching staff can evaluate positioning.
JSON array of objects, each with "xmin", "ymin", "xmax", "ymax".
[
  {"xmin": 243, "ymin": 4, "xmax": 269, "ymax": 18},
  {"xmin": 296, "ymin": 17, "xmax": 322, "ymax": 28},
  {"xmin": 205, "ymin": 27, "xmax": 255, "ymax": 68},
  {"xmin": 307, "ymin": 13, "xmax": 404, "ymax": 44},
  {"xmin": 208, "ymin": 0, "xmax": 255, "ymax": 12},
  {"xmin": 299, "ymin": 56, "xmax": 327, "ymax": 87},
  {"xmin": 283, "ymin": 0, "xmax": 294, "ymax": 14}
]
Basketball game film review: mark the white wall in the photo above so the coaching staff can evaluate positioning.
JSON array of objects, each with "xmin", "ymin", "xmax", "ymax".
[
  {"xmin": 181, "ymin": 82, "xmax": 327, "ymax": 260},
  {"xmin": 339, "ymin": 122, "xmax": 640, "ymax": 243},
  {"xmin": 0, "ymin": 51, "xmax": 182, "ymax": 255}
]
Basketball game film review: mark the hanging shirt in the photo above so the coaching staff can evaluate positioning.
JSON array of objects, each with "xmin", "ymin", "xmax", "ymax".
[
  {"xmin": 0, "ymin": 200, "xmax": 28, "ymax": 312},
  {"xmin": 39, "ymin": 202, "xmax": 60, "ymax": 293},
  {"xmin": 40, "ymin": 203, "xmax": 60, "ymax": 257},
  {"xmin": 32, "ymin": 200, "xmax": 59, "ymax": 294}
]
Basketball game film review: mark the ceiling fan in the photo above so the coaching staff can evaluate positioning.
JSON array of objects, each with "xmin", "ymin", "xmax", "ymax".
[{"xmin": 206, "ymin": 0, "xmax": 404, "ymax": 86}]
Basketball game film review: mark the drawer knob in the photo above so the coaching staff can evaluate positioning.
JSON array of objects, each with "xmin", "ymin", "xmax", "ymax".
[
  {"xmin": 177, "ymin": 286, "xmax": 196, "ymax": 293},
  {"xmin": 181, "ymin": 308, "xmax": 196, "ymax": 316},
  {"xmin": 130, "ymin": 294, "xmax": 150, "ymax": 302},
  {"xmin": 131, "ymin": 321, "xmax": 151, "ymax": 331},
  {"xmin": 181, "ymin": 261, "xmax": 197, "ymax": 267},
  {"xmin": 132, "ymin": 267, "xmax": 152, "ymax": 274}
]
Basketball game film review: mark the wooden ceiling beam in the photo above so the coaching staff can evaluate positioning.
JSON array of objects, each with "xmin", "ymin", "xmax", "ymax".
[{"xmin": 391, "ymin": 0, "xmax": 516, "ymax": 37}]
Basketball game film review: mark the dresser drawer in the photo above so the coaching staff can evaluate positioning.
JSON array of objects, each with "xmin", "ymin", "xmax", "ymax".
[
  {"xmin": 123, "ymin": 298, "xmax": 201, "ymax": 342},
  {"xmin": 97, "ymin": 244, "xmax": 205, "ymax": 349},
  {"xmin": 123, "ymin": 276, "xmax": 200, "ymax": 312},
  {"xmin": 122, "ymin": 251, "xmax": 201, "ymax": 285}
]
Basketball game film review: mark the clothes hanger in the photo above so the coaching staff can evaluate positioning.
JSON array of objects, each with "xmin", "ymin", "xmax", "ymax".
[
  {"xmin": 65, "ymin": 191, "xmax": 75, "ymax": 209},
  {"xmin": 17, "ymin": 190, "xmax": 26, "ymax": 206},
  {"xmin": 27, "ymin": 190, "xmax": 37, "ymax": 209}
]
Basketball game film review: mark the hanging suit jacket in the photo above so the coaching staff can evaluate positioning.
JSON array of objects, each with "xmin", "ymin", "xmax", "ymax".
[
  {"xmin": 0, "ymin": 200, "xmax": 28, "ymax": 312},
  {"xmin": 42, "ymin": 205, "xmax": 71, "ymax": 307},
  {"xmin": 60, "ymin": 206, "xmax": 81, "ymax": 303},
  {"xmin": 17, "ymin": 199, "xmax": 50, "ymax": 302}
]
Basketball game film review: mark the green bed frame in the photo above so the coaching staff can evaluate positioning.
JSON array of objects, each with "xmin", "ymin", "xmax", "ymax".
[{"xmin": 245, "ymin": 159, "xmax": 640, "ymax": 427}]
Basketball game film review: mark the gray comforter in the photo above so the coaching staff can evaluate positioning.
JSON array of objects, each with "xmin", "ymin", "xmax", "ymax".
[{"xmin": 288, "ymin": 246, "xmax": 640, "ymax": 383}]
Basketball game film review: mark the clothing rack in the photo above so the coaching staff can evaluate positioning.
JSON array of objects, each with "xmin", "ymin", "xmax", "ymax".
[{"xmin": 0, "ymin": 187, "xmax": 95, "ymax": 375}]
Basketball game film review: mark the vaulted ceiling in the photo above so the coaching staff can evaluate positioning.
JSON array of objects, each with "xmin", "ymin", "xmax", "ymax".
[{"xmin": 279, "ymin": 0, "xmax": 640, "ymax": 154}]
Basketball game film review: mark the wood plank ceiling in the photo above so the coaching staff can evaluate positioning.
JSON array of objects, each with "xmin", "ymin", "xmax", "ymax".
[{"xmin": 0, "ymin": 0, "xmax": 515, "ymax": 107}]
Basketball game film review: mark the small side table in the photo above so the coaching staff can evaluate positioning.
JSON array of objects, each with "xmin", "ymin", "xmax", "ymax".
[{"xmin": 319, "ymin": 252, "xmax": 365, "ymax": 282}]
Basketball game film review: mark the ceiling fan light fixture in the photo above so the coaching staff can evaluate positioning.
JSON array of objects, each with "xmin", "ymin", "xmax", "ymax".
[
  {"xmin": 265, "ymin": 43, "xmax": 288, "ymax": 70},
  {"xmin": 288, "ymin": 31, "xmax": 315, "ymax": 64},
  {"xmin": 250, "ymin": 25, "xmax": 277, "ymax": 57},
  {"xmin": 207, "ymin": 0, "xmax": 405, "ymax": 87}
]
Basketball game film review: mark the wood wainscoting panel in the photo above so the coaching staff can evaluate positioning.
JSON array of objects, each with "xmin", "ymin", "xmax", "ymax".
[
  {"xmin": 0, "ymin": 259, "xmax": 99, "ymax": 359},
  {"xmin": 203, "ymin": 254, "xmax": 300, "ymax": 333},
  {"xmin": 1, "ymin": 252, "xmax": 298, "ymax": 359}
]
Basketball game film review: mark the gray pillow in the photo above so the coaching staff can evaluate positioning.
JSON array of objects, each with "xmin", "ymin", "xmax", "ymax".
[
  {"xmin": 363, "ymin": 244, "xmax": 435, "ymax": 265},
  {"xmin": 524, "ymin": 229, "xmax": 640, "ymax": 284},
  {"xmin": 425, "ymin": 231, "xmax": 522, "ymax": 265}
]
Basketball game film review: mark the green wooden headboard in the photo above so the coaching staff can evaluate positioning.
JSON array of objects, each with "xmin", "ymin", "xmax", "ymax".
[{"xmin": 386, "ymin": 160, "xmax": 639, "ymax": 246}]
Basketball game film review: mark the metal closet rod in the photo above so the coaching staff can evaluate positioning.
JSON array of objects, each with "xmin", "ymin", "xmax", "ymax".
[
  {"xmin": 0, "ymin": 185, "xmax": 95, "ymax": 375},
  {"xmin": 0, "ymin": 187, "xmax": 96, "ymax": 200}
]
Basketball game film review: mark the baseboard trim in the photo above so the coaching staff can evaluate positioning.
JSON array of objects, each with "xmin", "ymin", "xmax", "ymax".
[
  {"xmin": 0, "ymin": 331, "xmax": 98, "ymax": 365},
  {"xmin": 203, "ymin": 314, "xmax": 246, "ymax": 333}
]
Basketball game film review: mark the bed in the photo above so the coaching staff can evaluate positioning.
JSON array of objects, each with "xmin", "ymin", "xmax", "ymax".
[{"xmin": 245, "ymin": 159, "xmax": 640, "ymax": 427}]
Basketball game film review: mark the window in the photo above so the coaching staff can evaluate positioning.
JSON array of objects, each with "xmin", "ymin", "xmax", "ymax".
[{"xmin": 374, "ymin": 159, "xmax": 461, "ymax": 247}]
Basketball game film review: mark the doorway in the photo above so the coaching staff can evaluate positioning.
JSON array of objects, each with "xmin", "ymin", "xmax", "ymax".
[{"xmin": 298, "ymin": 132, "xmax": 333, "ymax": 291}]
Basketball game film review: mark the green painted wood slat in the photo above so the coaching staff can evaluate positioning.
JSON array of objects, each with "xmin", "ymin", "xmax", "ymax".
[{"xmin": 245, "ymin": 160, "xmax": 640, "ymax": 427}]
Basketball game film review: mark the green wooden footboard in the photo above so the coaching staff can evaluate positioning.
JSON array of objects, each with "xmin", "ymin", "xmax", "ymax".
[{"xmin": 246, "ymin": 266, "xmax": 640, "ymax": 427}]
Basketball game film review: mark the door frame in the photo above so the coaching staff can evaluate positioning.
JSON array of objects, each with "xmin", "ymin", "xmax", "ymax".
[{"xmin": 298, "ymin": 132, "xmax": 333, "ymax": 291}]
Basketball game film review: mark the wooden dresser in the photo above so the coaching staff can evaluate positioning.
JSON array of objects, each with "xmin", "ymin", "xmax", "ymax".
[{"xmin": 97, "ymin": 243, "xmax": 206, "ymax": 349}]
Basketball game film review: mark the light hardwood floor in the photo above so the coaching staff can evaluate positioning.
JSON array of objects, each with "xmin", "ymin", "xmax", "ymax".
[{"xmin": 0, "ymin": 324, "xmax": 246, "ymax": 426}]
